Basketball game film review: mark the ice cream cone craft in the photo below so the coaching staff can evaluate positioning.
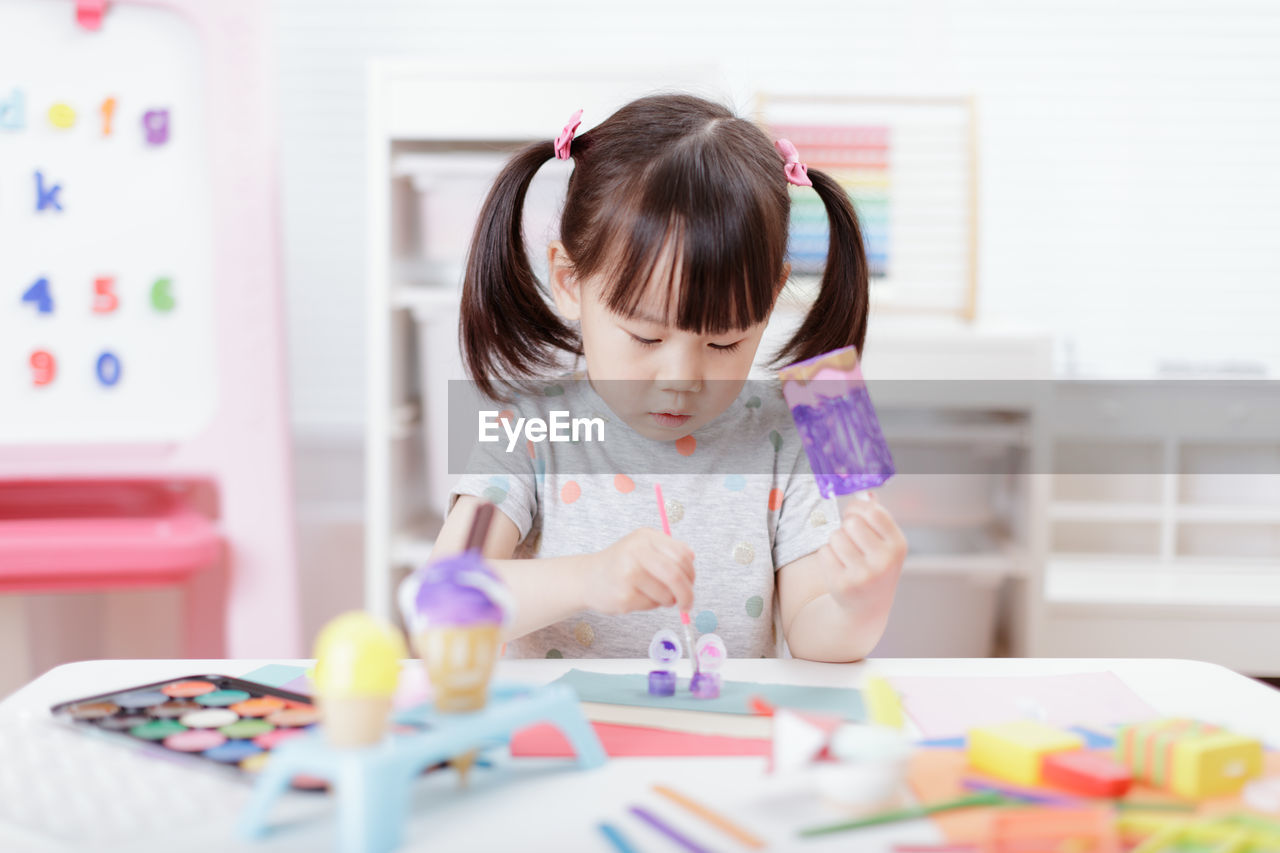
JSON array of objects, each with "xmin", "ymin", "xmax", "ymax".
[
  {"xmin": 311, "ymin": 612, "xmax": 407, "ymax": 749},
  {"xmin": 779, "ymin": 345, "xmax": 895, "ymax": 500},
  {"xmin": 398, "ymin": 501, "xmax": 515, "ymax": 781}
]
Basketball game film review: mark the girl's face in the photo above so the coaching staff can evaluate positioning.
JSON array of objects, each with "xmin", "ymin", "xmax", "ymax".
[{"xmin": 548, "ymin": 240, "xmax": 781, "ymax": 441}]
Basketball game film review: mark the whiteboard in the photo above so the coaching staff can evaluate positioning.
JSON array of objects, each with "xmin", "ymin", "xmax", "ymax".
[{"xmin": 0, "ymin": 0, "xmax": 216, "ymax": 443}]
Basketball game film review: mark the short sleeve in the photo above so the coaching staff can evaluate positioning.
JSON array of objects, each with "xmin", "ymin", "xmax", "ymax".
[
  {"xmin": 771, "ymin": 441, "xmax": 840, "ymax": 570},
  {"xmin": 447, "ymin": 411, "xmax": 540, "ymax": 543}
]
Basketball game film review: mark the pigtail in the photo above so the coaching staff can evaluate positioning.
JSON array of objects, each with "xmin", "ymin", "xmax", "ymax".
[
  {"xmin": 775, "ymin": 167, "xmax": 870, "ymax": 366},
  {"xmin": 460, "ymin": 141, "xmax": 581, "ymax": 402}
]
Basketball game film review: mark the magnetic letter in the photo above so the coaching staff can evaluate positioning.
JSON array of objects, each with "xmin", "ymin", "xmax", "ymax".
[
  {"xmin": 0, "ymin": 89, "xmax": 23, "ymax": 131},
  {"xmin": 100, "ymin": 97, "xmax": 117, "ymax": 136},
  {"xmin": 48, "ymin": 102, "xmax": 76, "ymax": 129},
  {"xmin": 34, "ymin": 171, "xmax": 62, "ymax": 212},
  {"xmin": 142, "ymin": 109, "xmax": 170, "ymax": 145}
]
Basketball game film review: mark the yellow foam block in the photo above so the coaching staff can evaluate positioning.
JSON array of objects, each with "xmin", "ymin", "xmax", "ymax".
[
  {"xmin": 1171, "ymin": 731, "xmax": 1263, "ymax": 799},
  {"xmin": 967, "ymin": 720, "xmax": 1084, "ymax": 786},
  {"xmin": 1116, "ymin": 719, "xmax": 1264, "ymax": 800}
]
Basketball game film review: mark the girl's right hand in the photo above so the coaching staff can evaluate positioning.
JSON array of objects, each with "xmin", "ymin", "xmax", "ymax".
[{"xmin": 582, "ymin": 528, "xmax": 696, "ymax": 615}]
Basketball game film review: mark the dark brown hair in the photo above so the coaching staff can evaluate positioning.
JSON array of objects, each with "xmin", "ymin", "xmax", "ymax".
[{"xmin": 460, "ymin": 93, "xmax": 869, "ymax": 400}]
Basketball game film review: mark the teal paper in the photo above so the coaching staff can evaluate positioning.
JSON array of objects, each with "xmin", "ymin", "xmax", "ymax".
[
  {"xmin": 240, "ymin": 664, "xmax": 308, "ymax": 688},
  {"xmin": 551, "ymin": 668, "xmax": 865, "ymax": 720}
]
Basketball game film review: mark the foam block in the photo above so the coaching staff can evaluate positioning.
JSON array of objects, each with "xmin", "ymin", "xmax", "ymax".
[
  {"xmin": 967, "ymin": 720, "xmax": 1083, "ymax": 786},
  {"xmin": 1043, "ymin": 750, "xmax": 1132, "ymax": 797},
  {"xmin": 1115, "ymin": 719, "xmax": 1263, "ymax": 799}
]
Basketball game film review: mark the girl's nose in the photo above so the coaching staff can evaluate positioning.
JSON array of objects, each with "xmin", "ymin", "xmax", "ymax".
[{"xmin": 655, "ymin": 342, "xmax": 704, "ymax": 393}]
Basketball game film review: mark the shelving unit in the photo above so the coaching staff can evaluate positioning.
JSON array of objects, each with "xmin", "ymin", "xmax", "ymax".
[{"xmin": 1032, "ymin": 384, "xmax": 1280, "ymax": 675}]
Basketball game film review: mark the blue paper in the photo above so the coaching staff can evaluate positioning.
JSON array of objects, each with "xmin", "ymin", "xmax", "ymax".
[
  {"xmin": 551, "ymin": 668, "xmax": 864, "ymax": 720},
  {"xmin": 240, "ymin": 664, "xmax": 308, "ymax": 688}
]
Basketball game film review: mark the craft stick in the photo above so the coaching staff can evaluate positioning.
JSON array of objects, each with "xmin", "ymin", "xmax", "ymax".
[
  {"xmin": 631, "ymin": 805, "xmax": 714, "ymax": 853},
  {"xmin": 864, "ymin": 675, "xmax": 906, "ymax": 729},
  {"xmin": 599, "ymin": 821, "xmax": 641, "ymax": 853},
  {"xmin": 464, "ymin": 501, "xmax": 495, "ymax": 552},
  {"xmin": 1114, "ymin": 800, "xmax": 1196, "ymax": 812},
  {"xmin": 961, "ymin": 777, "xmax": 1082, "ymax": 806},
  {"xmin": 798, "ymin": 791, "xmax": 1007, "ymax": 838},
  {"xmin": 653, "ymin": 785, "xmax": 766, "ymax": 849}
]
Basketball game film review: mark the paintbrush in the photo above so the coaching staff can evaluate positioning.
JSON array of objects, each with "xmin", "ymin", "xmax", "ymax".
[
  {"xmin": 654, "ymin": 483, "xmax": 698, "ymax": 679},
  {"xmin": 779, "ymin": 345, "xmax": 895, "ymax": 513}
]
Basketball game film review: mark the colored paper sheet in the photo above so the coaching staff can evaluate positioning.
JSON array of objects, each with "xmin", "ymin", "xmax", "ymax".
[
  {"xmin": 241, "ymin": 663, "xmax": 308, "ymax": 688},
  {"xmin": 549, "ymin": 669, "xmax": 865, "ymax": 720},
  {"xmin": 510, "ymin": 722, "xmax": 771, "ymax": 758},
  {"xmin": 888, "ymin": 672, "xmax": 1156, "ymax": 738}
]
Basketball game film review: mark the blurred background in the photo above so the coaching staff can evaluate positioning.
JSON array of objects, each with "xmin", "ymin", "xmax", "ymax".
[{"xmin": 2, "ymin": 0, "xmax": 1279, "ymax": 697}]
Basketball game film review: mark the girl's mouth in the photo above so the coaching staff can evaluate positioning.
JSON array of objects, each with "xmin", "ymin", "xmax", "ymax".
[{"xmin": 649, "ymin": 412, "xmax": 693, "ymax": 428}]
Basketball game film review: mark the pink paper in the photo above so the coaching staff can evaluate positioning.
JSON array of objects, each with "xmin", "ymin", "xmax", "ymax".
[
  {"xmin": 510, "ymin": 722, "xmax": 771, "ymax": 758},
  {"xmin": 888, "ymin": 672, "xmax": 1158, "ymax": 738}
]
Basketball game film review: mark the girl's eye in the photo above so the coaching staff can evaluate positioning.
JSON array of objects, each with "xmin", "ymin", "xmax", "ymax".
[
  {"xmin": 710, "ymin": 340, "xmax": 743, "ymax": 353},
  {"xmin": 629, "ymin": 334, "xmax": 661, "ymax": 348}
]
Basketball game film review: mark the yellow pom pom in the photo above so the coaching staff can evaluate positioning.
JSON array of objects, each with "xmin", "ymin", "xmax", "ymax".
[{"xmin": 312, "ymin": 611, "xmax": 406, "ymax": 697}]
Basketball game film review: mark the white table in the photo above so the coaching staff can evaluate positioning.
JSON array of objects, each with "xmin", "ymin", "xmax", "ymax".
[{"xmin": 2, "ymin": 657, "xmax": 1278, "ymax": 852}]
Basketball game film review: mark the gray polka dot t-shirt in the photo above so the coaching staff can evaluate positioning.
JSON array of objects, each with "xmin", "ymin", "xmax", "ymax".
[{"xmin": 448, "ymin": 377, "xmax": 840, "ymax": 659}]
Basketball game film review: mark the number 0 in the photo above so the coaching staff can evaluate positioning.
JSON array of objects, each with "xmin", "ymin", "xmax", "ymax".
[{"xmin": 96, "ymin": 351, "xmax": 121, "ymax": 387}]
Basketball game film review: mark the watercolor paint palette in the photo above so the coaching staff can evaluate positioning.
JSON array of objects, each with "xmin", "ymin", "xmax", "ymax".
[{"xmin": 49, "ymin": 674, "xmax": 328, "ymax": 784}]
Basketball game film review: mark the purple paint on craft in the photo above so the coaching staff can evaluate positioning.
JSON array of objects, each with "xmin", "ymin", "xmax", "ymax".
[
  {"xmin": 399, "ymin": 549, "xmax": 513, "ymax": 631},
  {"xmin": 648, "ymin": 670, "xmax": 676, "ymax": 696},
  {"xmin": 689, "ymin": 672, "xmax": 721, "ymax": 699},
  {"xmin": 779, "ymin": 345, "xmax": 895, "ymax": 499}
]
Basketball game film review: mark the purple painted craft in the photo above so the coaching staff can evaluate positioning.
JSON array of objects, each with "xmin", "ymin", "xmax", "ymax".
[
  {"xmin": 648, "ymin": 670, "xmax": 676, "ymax": 696},
  {"xmin": 398, "ymin": 549, "xmax": 513, "ymax": 631},
  {"xmin": 779, "ymin": 345, "xmax": 895, "ymax": 499},
  {"xmin": 689, "ymin": 672, "xmax": 721, "ymax": 699}
]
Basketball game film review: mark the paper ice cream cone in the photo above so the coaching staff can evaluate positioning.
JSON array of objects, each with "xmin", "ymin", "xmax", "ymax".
[
  {"xmin": 317, "ymin": 694, "xmax": 394, "ymax": 748},
  {"xmin": 398, "ymin": 503, "xmax": 515, "ymax": 784},
  {"xmin": 311, "ymin": 611, "xmax": 407, "ymax": 749},
  {"xmin": 414, "ymin": 623, "xmax": 501, "ymax": 713}
]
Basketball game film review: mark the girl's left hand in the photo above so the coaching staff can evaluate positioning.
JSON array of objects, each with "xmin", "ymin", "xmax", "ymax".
[{"xmin": 816, "ymin": 491, "xmax": 908, "ymax": 611}]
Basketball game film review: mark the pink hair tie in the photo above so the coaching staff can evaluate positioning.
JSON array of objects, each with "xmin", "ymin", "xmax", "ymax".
[
  {"xmin": 774, "ymin": 138, "xmax": 812, "ymax": 187},
  {"xmin": 554, "ymin": 108, "xmax": 583, "ymax": 160}
]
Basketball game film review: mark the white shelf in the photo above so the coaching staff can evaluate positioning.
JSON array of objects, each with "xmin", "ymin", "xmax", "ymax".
[
  {"xmin": 1046, "ymin": 556, "xmax": 1280, "ymax": 609},
  {"xmin": 1049, "ymin": 502, "xmax": 1165, "ymax": 522},
  {"xmin": 1175, "ymin": 505, "xmax": 1280, "ymax": 524}
]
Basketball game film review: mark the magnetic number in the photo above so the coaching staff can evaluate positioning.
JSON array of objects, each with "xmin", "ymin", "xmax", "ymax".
[
  {"xmin": 93, "ymin": 276, "xmax": 119, "ymax": 313},
  {"xmin": 96, "ymin": 351, "xmax": 121, "ymax": 387},
  {"xmin": 151, "ymin": 277, "xmax": 175, "ymax": 312},
  {"xmin": 30, "ymin": 350, "xmax": 56, "ymax": 386},
  {"xmin": 22, "ymin": 277, "xmax": 53, "ymax": 313}
]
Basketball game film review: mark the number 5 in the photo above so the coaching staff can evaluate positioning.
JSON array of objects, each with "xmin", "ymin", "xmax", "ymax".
[{"xmin": 93, "ymin": 276, "xmax": 119, "ymax": 313}]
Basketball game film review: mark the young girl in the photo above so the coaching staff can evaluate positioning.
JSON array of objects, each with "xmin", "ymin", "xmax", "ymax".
[{"xmin": 432, "ymin": 93, "xmax": 907, "ymax": 663}]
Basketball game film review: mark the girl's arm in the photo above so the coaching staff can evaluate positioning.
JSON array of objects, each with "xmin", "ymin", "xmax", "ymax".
[
  {"xmin": 776, "ymin": 493, "xmax": 907, "ymax": 662},
  {"xmin": 431, "ymin": 495, "xmax": 695, "ymax": 642}
]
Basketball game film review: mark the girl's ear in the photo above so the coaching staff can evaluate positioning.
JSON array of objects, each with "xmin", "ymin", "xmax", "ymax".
[{"xmin": 547, "ymin": 240, "xmax": 583, "ymax": 321}]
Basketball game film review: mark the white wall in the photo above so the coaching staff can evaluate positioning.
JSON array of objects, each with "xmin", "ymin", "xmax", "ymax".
[{"xmin": 274, "ymin": 0, "xmax": 1280, "ymax": 435}]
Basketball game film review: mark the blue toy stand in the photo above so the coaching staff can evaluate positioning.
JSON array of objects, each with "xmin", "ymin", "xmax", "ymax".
[{"xmin": 237, "ymin": 683, "xmax": 606, "ymax": 853}]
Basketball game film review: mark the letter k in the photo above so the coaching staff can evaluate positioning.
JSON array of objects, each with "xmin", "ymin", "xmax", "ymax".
[{"xmin": 35, "ymin": 171, "xmax": 62, "ymax": 212}]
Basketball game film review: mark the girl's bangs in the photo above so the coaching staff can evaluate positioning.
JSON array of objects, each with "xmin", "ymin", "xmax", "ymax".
[{"xmin": 596, "ymin": 176, "xmax": 782, "ymax": 335}]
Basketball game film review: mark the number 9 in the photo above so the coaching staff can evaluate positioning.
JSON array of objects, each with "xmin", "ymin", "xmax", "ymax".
[{"xmin": 31, "ymin": 350, "xmax": 57, "ymax": 386}]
